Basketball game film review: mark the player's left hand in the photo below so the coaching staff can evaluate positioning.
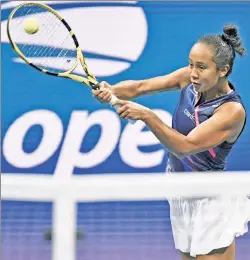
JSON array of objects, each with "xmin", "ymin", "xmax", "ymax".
[{"xmin": 112, "ymin": 100, "xmax": 150, "ymax": 121}]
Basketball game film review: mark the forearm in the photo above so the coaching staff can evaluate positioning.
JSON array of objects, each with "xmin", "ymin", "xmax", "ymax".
[
  {"xmin": 112, "ymin": 80, "xmax": 144, "ymax": 100},
  {"xmin": 142, "ymin": 111, "xmax": 190, "ymax": 158},
  {"xmin": 112, "ymin": 77, "xmax": 179, "ymax": 100},
  {"xmin": 112, "ymin": 67, "xmax": 189, "ymax": 100}
]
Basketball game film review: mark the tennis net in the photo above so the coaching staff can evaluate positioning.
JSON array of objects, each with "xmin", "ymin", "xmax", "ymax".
[{"xmin": 2, "ymin": 172, "xmax": 250, "ymax": 260}]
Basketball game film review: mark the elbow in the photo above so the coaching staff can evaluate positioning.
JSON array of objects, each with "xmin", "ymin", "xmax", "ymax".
[
  {"xmin": 169, "ymin": 139, "xmax": 195, "ymax": 159},
  {"xmin": 166, "ymin": 147, "xmax": 188, "ymax": 159}
]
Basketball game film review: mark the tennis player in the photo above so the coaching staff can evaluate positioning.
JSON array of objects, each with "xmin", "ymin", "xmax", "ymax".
[{"xmin": 93, "ymin": 24, "xmax": 250, "ymax": 260}]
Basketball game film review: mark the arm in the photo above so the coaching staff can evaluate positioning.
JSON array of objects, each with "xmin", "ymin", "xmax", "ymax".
[
  {"xmin": 112, "ymin": 100, "xmax": 246, "ymax": 158},
  {"xmin": 113, "ymin": 66, "xmax": 190, "ymax": 99},
  {"xmin": 93, "ymin": 66, "xmax": 191, "ymax": 102},
  {"xmin": 143, "ymin": 102, "xmax": 245, "ymax": 158}
]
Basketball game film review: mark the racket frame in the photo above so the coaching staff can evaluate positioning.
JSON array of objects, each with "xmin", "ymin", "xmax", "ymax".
[
  {"xmin": 7, "ymin": 1, "xmax": 136, "ymax": 124},
  {"xmin": 7, "ymin": 1, "xmax": 98, "ymax": 89}
]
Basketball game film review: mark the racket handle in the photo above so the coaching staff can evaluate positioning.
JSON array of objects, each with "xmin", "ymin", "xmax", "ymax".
[
  {"xmin": 109, "ymin": 95, "xmax": 136, "ymax": 124},
  {"xmin": 93, "ymin": 83, "xmax": 136, "ymax": 124}
]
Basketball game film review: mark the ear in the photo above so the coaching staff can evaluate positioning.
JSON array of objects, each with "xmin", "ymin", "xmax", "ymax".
[{"xmin": 219, "ymin": 65, "xmax": 230, "ymax": 77}]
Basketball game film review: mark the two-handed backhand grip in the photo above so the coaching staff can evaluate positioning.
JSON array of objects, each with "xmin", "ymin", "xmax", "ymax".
[{"xmin": 92, "ymin": 84, "xmax": 136, "ymax": 125}]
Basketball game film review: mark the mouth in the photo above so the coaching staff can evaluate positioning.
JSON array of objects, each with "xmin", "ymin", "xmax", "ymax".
[
  {"xmin": 192, "ymin": 82, "xmax": 200, "ymax": 86},
  {"xmin": 192, "ymin": 82, "xmax": 201, "ymax": 89}
]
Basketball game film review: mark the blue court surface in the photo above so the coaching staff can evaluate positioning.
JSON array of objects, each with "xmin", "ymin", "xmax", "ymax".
[{"xmin": 2, "ymin": 200, "xmax": 250, "ymax": 260}]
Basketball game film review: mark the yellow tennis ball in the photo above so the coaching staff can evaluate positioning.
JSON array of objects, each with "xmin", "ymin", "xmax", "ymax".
[{"xmin": 23, "ymin": 17, "xmax": 40, "ymax": 34}]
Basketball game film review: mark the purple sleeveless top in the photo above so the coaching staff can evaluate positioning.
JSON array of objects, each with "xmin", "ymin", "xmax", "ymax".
[{"xmin": 167, "ymin": 82, "xmax": 246, "ymax": 172}]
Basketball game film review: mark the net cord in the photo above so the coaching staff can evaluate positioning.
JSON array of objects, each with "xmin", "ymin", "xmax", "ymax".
[{"xmin": 2, "ymin": 172, "xmax": 250, "ymax": 201}]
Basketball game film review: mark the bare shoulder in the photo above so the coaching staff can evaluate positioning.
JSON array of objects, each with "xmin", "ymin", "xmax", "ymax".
[
  {"xmin": 214, "ymin": 102, "xmax": 246, "ymax": 142},
  {"xmin": 215, "ymin": 102, "xmax": 246, "ymax": 123}
]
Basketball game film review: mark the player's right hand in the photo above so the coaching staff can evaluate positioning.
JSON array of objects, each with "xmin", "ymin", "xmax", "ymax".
[{"xmin": 92, "ymin": 81, "xmax": 113, "ymax": 103}]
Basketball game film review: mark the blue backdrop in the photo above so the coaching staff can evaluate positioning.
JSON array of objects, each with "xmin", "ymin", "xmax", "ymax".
[
  {"xmin": 2, "ymin": 1, "xmax": 250, "ymax": 175},
  {"xmin": 2, "ymin": 2, "xmax": 250, "ymax": 260}
]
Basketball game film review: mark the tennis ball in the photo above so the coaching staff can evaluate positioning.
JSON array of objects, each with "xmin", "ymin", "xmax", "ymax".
[{"xmin": 23, "ymin": 17, "xmax": 40, "ymax": 34}]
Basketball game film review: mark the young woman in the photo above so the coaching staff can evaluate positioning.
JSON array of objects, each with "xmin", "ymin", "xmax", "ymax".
[{"xmin": 92, "ymin": 24, "xmax": 250, "ymax": 260}]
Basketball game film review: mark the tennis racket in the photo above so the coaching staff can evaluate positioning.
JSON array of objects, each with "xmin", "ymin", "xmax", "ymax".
[{"xmin": 7, "ymin": 2, "xmax": 135, "ymax": 124}]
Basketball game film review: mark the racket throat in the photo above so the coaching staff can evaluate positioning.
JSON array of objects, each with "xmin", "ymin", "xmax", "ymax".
[{"xmin": 58, "ymin": 73, "xmax": 98, "ymax": 89}]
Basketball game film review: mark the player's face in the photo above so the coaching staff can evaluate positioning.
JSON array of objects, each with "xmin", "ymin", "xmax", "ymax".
[{"xmin": 188, "ymin": 43, "xmax": 224, "ymax": 92}]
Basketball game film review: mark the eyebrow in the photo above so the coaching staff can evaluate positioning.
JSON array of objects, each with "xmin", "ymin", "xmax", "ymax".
[{"xmin": 188, "ymin": 58, "xmax": 207, "ymax": 65}]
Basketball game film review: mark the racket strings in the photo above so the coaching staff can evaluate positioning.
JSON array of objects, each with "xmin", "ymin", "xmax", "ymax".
[
  {"xmin": 29, "ymin": 12, "xmax": 64, "ymax": 69},
  {"xmin": 15, "ymin": 7, "xmax": 45, "ymax": 53},
  {"xmin": 31, "ymin": 8, "xmax": 75, "ymax": 71},
  {"xmin": 9, "ymin": 4, "xmax": 77, "ymax": 73}
]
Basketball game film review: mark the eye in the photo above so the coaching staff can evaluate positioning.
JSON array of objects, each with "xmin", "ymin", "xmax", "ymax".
[
  {"xmin": 199, "ymin": 65, "xmax": 206, "ymax": 70},
  {"xmin": 189, "ymin": 63, "xmax": 194, "ymax": 68}
]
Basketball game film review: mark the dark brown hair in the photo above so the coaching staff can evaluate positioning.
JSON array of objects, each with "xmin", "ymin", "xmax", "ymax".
[{"xmin": 197, "ymin": 24, "xmax": 246, "ymax": 76}]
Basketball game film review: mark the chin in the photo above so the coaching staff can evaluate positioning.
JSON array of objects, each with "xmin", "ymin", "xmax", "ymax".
[
  {"xmin": 193, "ymin": 84, "xmax": 202, "ymax": 92},
  {"xmin": 195, "ymin": 84, "xmax": 212, "ymax": 93}
]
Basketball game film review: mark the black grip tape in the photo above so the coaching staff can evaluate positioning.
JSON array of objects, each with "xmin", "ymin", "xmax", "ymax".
[{"xmin": 92, "ymin": 83, "xmax": 100, "ymax": 90}]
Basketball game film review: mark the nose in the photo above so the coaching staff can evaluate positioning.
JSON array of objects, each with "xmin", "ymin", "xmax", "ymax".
[{"xmin": 190, "ymin": 67, "xmax": 199, "ymax": 80}]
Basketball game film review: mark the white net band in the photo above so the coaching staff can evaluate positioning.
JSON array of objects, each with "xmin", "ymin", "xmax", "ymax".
[{"xmin": 2, "ymin": 172, "xmax": 250, "ymax": 201}]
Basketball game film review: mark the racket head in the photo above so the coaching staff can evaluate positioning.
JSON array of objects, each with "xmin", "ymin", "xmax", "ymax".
[{"xmin": 7, "ymin": 2, "xmax": 80, "ymax": 76}]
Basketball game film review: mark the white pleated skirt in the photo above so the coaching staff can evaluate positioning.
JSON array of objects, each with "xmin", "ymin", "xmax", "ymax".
[{"xmin": 168, "ymin": 195, "xmax": 250, "ymax": 257}]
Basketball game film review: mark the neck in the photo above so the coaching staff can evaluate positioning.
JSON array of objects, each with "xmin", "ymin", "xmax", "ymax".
[{"xmin": 201, "ymin": 79, "xmax": 232, "ymax": 103}]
